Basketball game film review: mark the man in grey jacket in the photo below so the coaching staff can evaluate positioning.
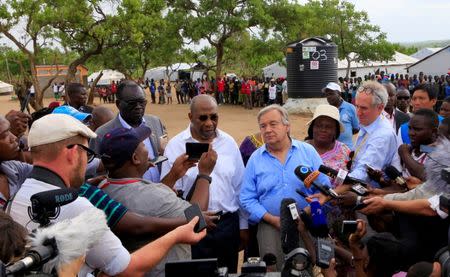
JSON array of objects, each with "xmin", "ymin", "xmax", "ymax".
[{"xmin": 90, "ymin": 80, "xmax": 167, "ymax": 182}]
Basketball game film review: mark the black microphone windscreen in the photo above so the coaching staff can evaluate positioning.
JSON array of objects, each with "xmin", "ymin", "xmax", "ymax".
[
  {"xmin": 318, "ymin": 164, "xmax": 338, "ymax": 177},
  {"xmin": 30, "ymin": 188, "xmax": 78, "ymax": 209},
  {"xmin": 294, "ymin": 166, "xmax": 312, "ymax": 181},
  {"xmin": 262, "ymin": 253, "xmax": 277, "ymax": 266},
  {"xmin": 280, "ymin": 198, "xmax": 299, "ymax": 254}
]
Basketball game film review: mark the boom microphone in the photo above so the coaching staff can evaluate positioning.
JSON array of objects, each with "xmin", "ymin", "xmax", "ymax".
[
  {"xmin": 294, "ymin": 166, "xmax": 338, "ymax": 198},
  {"xmin": 28, "ymin": 188, "xmax": 79, "ymax": 226},
  {"xmin": 385, "ymin": 165, "xmax": 407, "ymax": 187},
  {"xmin": 7, "ymin": 207, "xmax": 108, "ymax": 275}
]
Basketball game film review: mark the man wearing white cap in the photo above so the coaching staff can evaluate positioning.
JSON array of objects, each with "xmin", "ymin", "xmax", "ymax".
[
  {"xmin": 8, "ymin": 114, "xmax": 205, "ymax": 276},
  {"xmin": 322, "ymin": 82, "xmax": 359, "ymax": 149}
]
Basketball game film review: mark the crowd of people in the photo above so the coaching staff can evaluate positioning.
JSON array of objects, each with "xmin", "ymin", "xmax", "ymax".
[{"xmin": 0, "ymin": 71, "xmax": 449, "ymax": 277}]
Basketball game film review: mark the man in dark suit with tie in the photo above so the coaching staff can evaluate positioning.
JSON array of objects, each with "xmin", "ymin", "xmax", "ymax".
[
  {"xmin": 90, "ymin": 80, "xmax": 167, "ymax": 182},
  {"xmin": 383, "ymin": 82, "xmax": 410, "ymax": 132}
]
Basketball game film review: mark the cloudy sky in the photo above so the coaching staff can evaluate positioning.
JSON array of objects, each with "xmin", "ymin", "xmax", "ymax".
[{"xmin": 346, "ymin": 0, "xmax": 450, "ymax": 42}]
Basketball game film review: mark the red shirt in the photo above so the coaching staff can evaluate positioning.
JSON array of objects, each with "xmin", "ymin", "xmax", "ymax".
[
  {"xmin": 241, "ymin": 82, "xmax": 251, "ymax": 95},
  {"xmin": 217, "ymin": 80, "xmax": 225, "ymax": 92}
]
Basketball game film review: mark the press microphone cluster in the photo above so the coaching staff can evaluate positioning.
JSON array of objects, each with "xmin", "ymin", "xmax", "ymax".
[
  {"xmin": 294, "ymin": 166, "xmax": 338, "ymax": 198},
  {"xmin": 318, "ymin": 165, "xmax": 369, "ymax": 187},
  {"xmin": 7, "ymin": 207, "xmax": 108, "ymax": 275}
]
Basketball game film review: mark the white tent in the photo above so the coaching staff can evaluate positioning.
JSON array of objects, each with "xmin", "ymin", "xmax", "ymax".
[
  {"xmin": 262, "ymin": 62, "xmax": 287, "ymax": 79},
  {"xmin": 88, "ymin": 70, "xmax": 125, "ymax": 86},
  {"xmin": 263, "ymin": 51, "xmax": 417, "ymax": 79},
  {"xmin": 0, "ymin": 81, "xmax": 13, "ymax": 94},
  {"xmin": 144, "ymin": 63, "xmax": 195, "ymax": 81}
]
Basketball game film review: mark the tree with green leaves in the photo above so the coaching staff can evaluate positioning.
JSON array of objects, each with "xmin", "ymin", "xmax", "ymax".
[
  {"xmin": 168, "ymin": 0, "xmax": 275, "ymax": 81},
  {"xmin": 0, "ymin": 0, "xmax": 60, "ymax": 110}
]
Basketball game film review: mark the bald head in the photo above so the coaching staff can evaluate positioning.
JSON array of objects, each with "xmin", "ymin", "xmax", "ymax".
[
  {"xmin": 90, "ymin": 106, "xmax": 115, "ymax": 131},
  {"xmin": 190, "ymin": 95, "xmax": 217, "ymax": 113}
]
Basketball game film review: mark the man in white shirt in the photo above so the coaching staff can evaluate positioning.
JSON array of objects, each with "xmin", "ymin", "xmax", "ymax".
[
  {"xmin": 9, "ymin": 114, "xmax": 205, "ymax": 276},
  {"xmin": 161, "ymin": 95, "xmax": 247, "ymax": 273}
]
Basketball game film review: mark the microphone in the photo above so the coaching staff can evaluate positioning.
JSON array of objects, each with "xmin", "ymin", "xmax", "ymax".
[
  {"xmin": 294, "ymin": 166, "xmax": 338, "ymax": 198},
  {"xmin": 7, "ymin": 207, "xmax": 108, "ymax": 275},
  {"xmin": 385, "ymin": 165, "xmax": 407, "ymax": 187},
  {"xmin": 280, "ymin": 198, "xmax": 311, "ymax": 277},
  {"xmin": 318, "ymin": 164, "xmax": 369, "ymax": 187},
  {"xmin": 28, "ymin": 188, "xmax": 79, "ymax": 226}
]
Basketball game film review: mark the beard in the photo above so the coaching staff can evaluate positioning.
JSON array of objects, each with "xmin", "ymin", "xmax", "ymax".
[{"xmin": 70, "ymin": 158, "xmax": 86, "ymax": 188}]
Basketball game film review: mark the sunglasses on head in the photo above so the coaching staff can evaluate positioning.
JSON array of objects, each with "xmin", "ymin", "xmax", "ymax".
[{"xmin": 199, "ymin": 114, "xmax": 218, "ymax": 122}]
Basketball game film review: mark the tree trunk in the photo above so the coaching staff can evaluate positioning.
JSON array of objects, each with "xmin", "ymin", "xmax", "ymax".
[
  {"xmin": 345, "ymin": 57, "xmax": 351, "ymax": 78},
  {"xmin": 87, "ymin": 71, "xmax": 103, "ymax": 105},
  {"xmin": 215, "ymin": 44, "xmax": 224, "ymax": 82}
]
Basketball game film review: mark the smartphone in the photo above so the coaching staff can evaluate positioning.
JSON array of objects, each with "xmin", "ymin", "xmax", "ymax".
[
  {"xmin": 184, "ymin": 203, "xmax": 207, "ymax": 233},
  {"xmin": 186, "ymin": 142, "xmax": 209, "ymax": 160},
  {"xmin": 341, "ymin": 220, "xmax": 358, "ymax": 234},
  {"xmin": 150, "ymin": 155, "xmax": 168, "ymax": 165}
]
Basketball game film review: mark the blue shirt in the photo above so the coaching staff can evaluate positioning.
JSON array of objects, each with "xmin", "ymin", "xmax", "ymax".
[
  {"xmin": 349, "ymin": 115, "xmax": 399, "ymax": 183},
  {"xmin": 337, "ymin": 101, "xmax": 359, "ymax": 149},
  {"xmin": 239, "ymin": 140, "xmax": 331, "ymax": 225}
]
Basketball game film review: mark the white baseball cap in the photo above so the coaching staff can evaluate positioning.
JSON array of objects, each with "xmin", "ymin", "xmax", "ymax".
[
  {"xmin": 306, "ymin": 104, "xmax": 345, "ymax": 133},
  {"xmin": 28, "ymin": 114, "xmax": 97, "ymax": 148},
  {"xmin": 322, "ymin": 82, "xmax": 341, "ymax": 93}
]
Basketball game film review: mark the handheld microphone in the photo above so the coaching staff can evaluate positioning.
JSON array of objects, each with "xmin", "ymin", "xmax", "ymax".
[
  {"xmin": 318, "ymin": 164, "xmax": 369, "ymax": 187},
  {"xmin": 294, "ymin": 166, "xmax": 338, "ymax": 198},
  {"xmin": 280, "ymin": 198, "xmax": 311, "ymax": 277},
  {"xmin": 385, "ymin": 165, "xmax": 407, "ymax": 187},
  {"xmin": 7, "ymin": 207, "xmax": 108, "ymax": 275},
  {"xmin": 28, "ymin": 188, "xmax": 79, "ymax": 226}
]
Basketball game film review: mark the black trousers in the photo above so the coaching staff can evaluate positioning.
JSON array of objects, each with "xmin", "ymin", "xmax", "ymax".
[{"xmin": 192, "ymin": 212, "xmax": 240, "ymax": 273}]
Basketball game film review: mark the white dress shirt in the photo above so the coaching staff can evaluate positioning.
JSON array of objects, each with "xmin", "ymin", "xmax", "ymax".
[
  {"xmin": 118, "ymin": 113, "xmax": 160, "ymax": 182},
  {"xmin": 161, "ymin": 126, "xmax": 248, "ymax": 229}
]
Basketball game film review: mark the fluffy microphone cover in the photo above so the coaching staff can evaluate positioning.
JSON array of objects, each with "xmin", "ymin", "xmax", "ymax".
[{"xmin": 30, "ymin": 207, "xmax": 109, "ymax": 273}]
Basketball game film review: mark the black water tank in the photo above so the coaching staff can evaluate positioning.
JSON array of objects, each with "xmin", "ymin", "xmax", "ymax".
[{"xmin": 286, "ymin": 37, "xmax": 338, "ymax": 98}]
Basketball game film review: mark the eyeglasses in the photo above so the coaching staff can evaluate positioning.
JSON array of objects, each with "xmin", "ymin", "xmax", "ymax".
[
  {"xmin": 397, "ymin": 96, "xmax": 410, "ymax": 100},
  {"xmin": 122, "ymin": 99, "xmax": 148, "ymax": 107},
  {"xmin": 67, "ymin": 144, "xmax": 97, "ymax": 163},
  {"xmin": 198, "ymin": 114, "xmax": 218, "ymax": 122}
]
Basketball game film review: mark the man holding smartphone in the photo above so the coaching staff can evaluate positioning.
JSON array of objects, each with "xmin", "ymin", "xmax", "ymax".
[{"xmin": 161, "ymin": 94, "xmax": 247, "ymax": 273}]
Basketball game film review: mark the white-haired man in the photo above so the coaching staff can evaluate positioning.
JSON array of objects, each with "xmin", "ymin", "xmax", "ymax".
[{"xmin": 349, "ymin": 81, "xmax": 400, "ymax": 183}]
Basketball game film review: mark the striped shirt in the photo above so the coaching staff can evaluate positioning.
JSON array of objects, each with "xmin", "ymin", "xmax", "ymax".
[{"xmin": 78, "ymin": 183, "xmax": 127, "ymax": 229}]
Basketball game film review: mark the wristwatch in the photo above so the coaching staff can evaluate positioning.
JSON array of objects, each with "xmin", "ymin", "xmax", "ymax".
[{"xmin": 197, "ymin": 174, "xmax": 212, "ymax": 183}]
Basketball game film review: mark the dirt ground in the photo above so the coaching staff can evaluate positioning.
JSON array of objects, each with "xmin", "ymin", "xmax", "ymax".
[{"xmin": 0, "ymin": 94, "xmax": 312, "ymax": 144}]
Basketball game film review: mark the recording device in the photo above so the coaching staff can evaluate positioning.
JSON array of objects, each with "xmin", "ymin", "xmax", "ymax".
[
  {"xmin": 186, "ymin": 142, "xmax": 209, "ymax": 160},
  {"xmin": 310, "ymin": 200, "xmax": 329, "ymax": 238},
  {"xmin": 351, "ymin": 184, "xmax": 368, "ymax": 196},
  {"xmin": 165, "ymin": 258, "xmax": 227, "ymax": 277},
  {"xmin": 341, "ymin": 220, "xmax": 358, "ymax": 235},
  {"xmin": 385, "ymin": 165, "xmax": 407, "ymax": 188},
  {"xmin": 241, "ymin": 257, "xmax": 267, "ymax": 275},
  {"xmin": 318, "ymin": 164, "xmax": 369, "ymax": 187},
  {"xmin": 294, "ymin": 166, "xmax": 338, "ymax": 198},
  {"xmin": 280, "ymin": 198, "xmax": 312, "ymax": 277},
  {"xmin": 184, "ymin": 204, "xmax": 207, "ymax": 233},
  {"xmin": 6, "ymin": 208, "xmax": 108, "ymax": 275},
  {"xmin": 20, "ymin": 92, "xmax": 31, "ymax": 113},
  {"xmin": 27, "ymin": 188, "xmax": 79, "ymax": 227},
  {"xmin": 149, "ymin": 155, "xmax": 168, "ymax": 165},
  {"xmin": 316, "ymin": 238, "xmax": 335, "ymax": 269}
]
